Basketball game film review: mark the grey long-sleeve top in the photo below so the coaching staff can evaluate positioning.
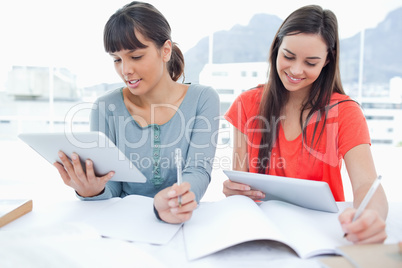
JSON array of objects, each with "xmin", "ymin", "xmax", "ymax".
[{"xmin": 79, "ymin": 84, "xmax": 220, "ymax": 203}]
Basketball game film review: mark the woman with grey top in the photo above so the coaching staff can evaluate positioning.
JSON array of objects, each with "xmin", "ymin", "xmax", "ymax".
[{"xmin": 54, "ymin": 1, "xmax": 220, "ymax": 224}]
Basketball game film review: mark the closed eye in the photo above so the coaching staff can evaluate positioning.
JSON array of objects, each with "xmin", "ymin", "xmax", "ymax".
[
  {"xmin": 305, "ymin": 61, "xmax": 317, "ymax": 67},
  {"xmin": 284, "ymin": 55, "xmax": 294, "ymax": 60}
]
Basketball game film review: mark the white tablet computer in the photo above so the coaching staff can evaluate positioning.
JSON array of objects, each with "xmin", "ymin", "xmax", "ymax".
[
  {"xmin": 18, "ymin": 132, "xmax": 146, "ymax": 183},
  {"xmin": 223, "ymin": 170, "xmax": 338, "ymax": 213}
]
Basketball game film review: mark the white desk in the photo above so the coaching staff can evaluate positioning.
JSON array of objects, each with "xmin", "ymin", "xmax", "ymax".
[{"xmin": 1, "ymin": 197, "xmax": 401, "ymax": 268}]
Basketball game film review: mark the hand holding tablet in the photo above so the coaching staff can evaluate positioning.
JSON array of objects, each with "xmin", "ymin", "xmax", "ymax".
[
  {"xmin": 223, "ymin": 170, "xmax": 338, "ymax": 213},
  {"xmin": 19, "ymin": 132, "xmax": 146, "ymax": 183}
]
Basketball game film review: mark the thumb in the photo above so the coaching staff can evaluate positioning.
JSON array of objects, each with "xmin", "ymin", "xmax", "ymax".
[{"xmin": 101, "ymin": 171, "xmax": 115, "ymax": 184}]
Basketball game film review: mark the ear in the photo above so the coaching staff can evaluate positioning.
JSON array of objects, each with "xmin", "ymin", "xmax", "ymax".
[{"xmin": 162, "ymin": 39, "xmax": 172, "ymax": 62}]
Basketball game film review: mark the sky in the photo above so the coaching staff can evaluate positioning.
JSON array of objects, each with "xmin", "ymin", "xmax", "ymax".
[{"xmin": 0, "ymin": 0, "xmax": 401, "ymax": 88}]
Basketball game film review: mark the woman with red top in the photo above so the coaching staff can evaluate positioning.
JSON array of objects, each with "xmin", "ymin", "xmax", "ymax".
[{"xmin": 223, "ymin": 5, "xmax": 388, "ymax": 244}]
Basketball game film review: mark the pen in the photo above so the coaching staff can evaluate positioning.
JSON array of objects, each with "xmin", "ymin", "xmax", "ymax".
[
  {"xmin": 175, "ymin": 148, "xmax": 182, "ymax": 207},
  {"xmin": 344, "ymin": 175, "xmax": 382, "ymax": 237}
]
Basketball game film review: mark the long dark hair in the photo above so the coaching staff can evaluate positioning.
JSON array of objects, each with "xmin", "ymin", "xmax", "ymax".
[
  {"xmin": 257, "ymin": 5, "xmax": 345, "ymax": 174},
  {"xmin": 103, "ymin": 1, "xmax": 185, "ymax": 81}
]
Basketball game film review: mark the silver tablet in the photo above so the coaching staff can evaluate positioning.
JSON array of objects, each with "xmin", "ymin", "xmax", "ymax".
[
  {"xmin": 223, "ymin": 170, "xmax": 338, "ymax": 213},
  {"xmin": 19, "ymin": 132, "xmax": 146, "ymax": 183}
]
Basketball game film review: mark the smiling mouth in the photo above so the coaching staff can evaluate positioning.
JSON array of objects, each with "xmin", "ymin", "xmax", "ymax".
[
  {"xmin": 285, "ymin": 72, "xmax": 304, "ymax": 82},
  {"xmin": 128, "ymin": 79, "xmax": 141, "ymax": 84}
]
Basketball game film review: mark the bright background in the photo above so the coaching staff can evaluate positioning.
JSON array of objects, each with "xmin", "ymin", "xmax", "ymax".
[
  {"xmin": 1, "ymin": 0, "xmax": 401, "ymax": 88},
  {"xmin": 1, "ymin": 0, "xmax": 401, "ymax": 204}
]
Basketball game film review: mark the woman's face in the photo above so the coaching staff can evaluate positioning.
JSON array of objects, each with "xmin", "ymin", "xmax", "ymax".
[
  {"xmin": 109, "ymin": 31, "xmax": 172, "ymax": 96},
  {"xmin": 276, "ymin": 33, "xmax": 329, "ymax": 96}
]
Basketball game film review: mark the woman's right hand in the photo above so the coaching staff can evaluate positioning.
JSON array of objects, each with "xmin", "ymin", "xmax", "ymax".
[
  {"xmin": 154, "ymin": 182, "xmax": 197, "ymax": 224},
  {"xmin": 224, "ymin": 127, "xmax": 265, "ymax": 200},
  {"xmin": 222, "ymin": 179, "xmax": 265, "ymax": 200},
  {"xmin": 53, "ymin": 151, "xmax": 114, "ymax": 197}
]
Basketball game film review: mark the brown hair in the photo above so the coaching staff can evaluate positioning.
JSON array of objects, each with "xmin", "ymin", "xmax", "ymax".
[
  {"xmin": 103, "ymin": 1, "xmax": 185, "ymax": 81},
  {"xmin": 257, "ymin": 5, "xmax": 345, "ymax": 173}
]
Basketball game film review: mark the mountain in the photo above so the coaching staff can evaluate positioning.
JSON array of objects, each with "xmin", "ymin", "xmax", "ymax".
[
  {"xmin": 183, "ymin": 7, "xmax": 402, "ymax": 85},
  {"xmin": 340, "ymin": 7, "xmax": 402, "ymax": 84},
  {"xmin": 183, "ymin": 14, "xmax": 282, "ymax": 83}
]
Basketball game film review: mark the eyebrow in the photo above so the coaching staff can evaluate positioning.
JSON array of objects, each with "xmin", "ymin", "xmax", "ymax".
[
  {"xmin": 109, "ymin": 49, "xmax": 140, "ymax": 56},
  {"xmin": 283, "ymin": 48, "xmax": 322, "ymax": 60}
]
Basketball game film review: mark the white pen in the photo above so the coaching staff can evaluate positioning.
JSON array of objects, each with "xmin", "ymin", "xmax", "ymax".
[
  {"xmin": 352, "ymin": 175, "xmax": 382, "ymax": 222},
  {"xmin": 175, "ymin": 148, "xmax": 182, "ymax": 207},
  {"xmin": 344, "ymin": 175, "xmax": 382, "ymax": 237}
]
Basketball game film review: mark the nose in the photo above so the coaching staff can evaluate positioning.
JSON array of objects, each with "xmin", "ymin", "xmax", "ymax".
[
  {"xmin": 121, "ymin": 60, "xmax": 134, "ymax": 77},
  {"xmin": 289, "ymin": 61, "xmax": 303, "ymax": 76}
]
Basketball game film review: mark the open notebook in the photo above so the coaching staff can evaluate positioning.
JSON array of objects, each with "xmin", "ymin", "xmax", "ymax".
[
  {"xmin": 83, "ymin": 195, "xmax": 182, "ymax": 245},
  {"xmin": 183, "ymin": 195, "xmax": 350, "ymax": 260}
]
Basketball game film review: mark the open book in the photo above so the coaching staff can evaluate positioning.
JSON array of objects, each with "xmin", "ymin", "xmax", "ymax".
[
  {"xmin": 83, "ymin": 195, "xmax": 182, "ymax": 245},
  {"xmin": 183, "ymin": 195, "xmax": 350, "ymax": 260}
]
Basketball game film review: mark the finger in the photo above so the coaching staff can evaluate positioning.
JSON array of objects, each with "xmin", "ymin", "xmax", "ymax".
[
  {"xmin": 170, "ymin": 199, "xmax": 198, "ymax": 215},
  {"xmin": 53, "ymin": 162, "xmax": 71, "ymax": 185},
  {"xmin": 223, "ymin": 179, "xmax": 251, "ymax": 191},
  {"xmin": 99, "ymin": 171, "xmax": 115, "ymax": 184},
  {"xmin": 174, "ymin": 182, "xmax": 191, "ymax": 195},
  {"xmin": 238, "ymin": 190, "xmax": 265, "ymax": 200},
  {"xmin": 58, "ymin": 151, "xmax": 73, "ymax": 170},
  {"xmin": 347, "ymin": 226, "xmax": 388, "ymax": 244},
  {"xmin": 84, "ymin": 159, "xmax": 114, "ymax": 185},
  {"xmin": 346, "ymin": 221, "xmax": 387, "ymax": 244},
  {"xmin": 104, "ymin": 172, "xmax": 115, "ymax": 181},
  {"xmin": 222, "ymin": 179, "xmax": 265, "ymax": 199},
  {"xmin": 343, "ymin": 210, "xmax": 386, "ymax": 243},
  {"xmin": 353, "ymin": 229, "xmax": 387, "ymax": 244},
  {"xmin": 339, "ymin": 207, "xmax": 356, "ymax": 224},
  {"xmin": 168, "ymin": 191, "xmax": 195, "ymax": 208},
  {"xmin": 84, "ymin": 159, "xmax": 95, "ymax": 180},
  {"xmin": 223, "ymin": 188, "xmax": 265, "ymax": 200},
  {"xmin": 345, "ymin": 210, "xmax": 377, "ymax": 235},
  {"xmin": 58, "ymin": 151, "xmax": 80, "ymax": 183},
  {"xmin": 166, "ymin": 182, "xmax": 191, "ymax": 199},
  {"xmin": 70, "ymin": 153, "xmax": 87, "ymax": 181}
]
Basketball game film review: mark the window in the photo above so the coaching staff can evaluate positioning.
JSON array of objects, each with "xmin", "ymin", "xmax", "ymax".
[{"xmin": 2, "ymin": 1, "xmax": 402, "ymax": 203}]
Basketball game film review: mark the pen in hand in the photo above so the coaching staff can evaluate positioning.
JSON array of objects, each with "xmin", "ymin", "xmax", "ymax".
[
  {"xmin": 175, "ymin": 148, "xmax": 183, "ymax": 207},
  {"xmin": 344, "ymin": 175, "xmax": 382, "ymax": 237}
]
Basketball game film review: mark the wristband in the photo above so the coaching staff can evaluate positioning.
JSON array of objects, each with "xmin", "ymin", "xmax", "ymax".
[{"xmin": 153, "ymin": 204, "xmax": 162, "ymax": 221}]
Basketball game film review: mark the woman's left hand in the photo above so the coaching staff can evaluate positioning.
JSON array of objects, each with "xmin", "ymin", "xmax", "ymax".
[
  {"xmin": 339, "ymin": 207, "xmax": 387, "ymax": 244},
  {"xmin": 153, "ymin": 182, "xmax": 197, "ymax": 224}
]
